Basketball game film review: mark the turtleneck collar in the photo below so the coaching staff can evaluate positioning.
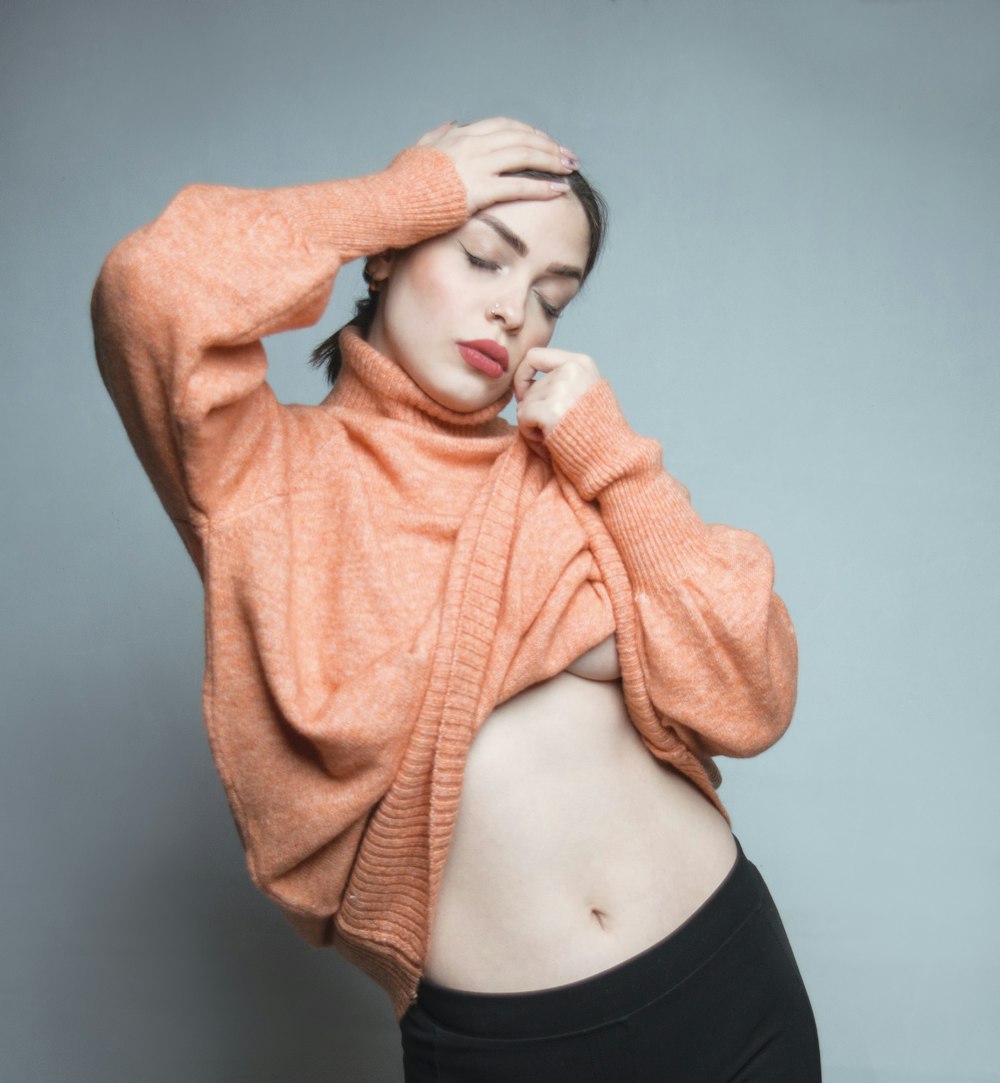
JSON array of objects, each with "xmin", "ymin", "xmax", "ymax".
[{"xmin": 326, "ymin": 325, "xmax": 514, "ymax": 437}]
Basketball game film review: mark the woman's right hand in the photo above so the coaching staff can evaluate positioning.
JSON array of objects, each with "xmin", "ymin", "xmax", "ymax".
[{"xmin": 416, "ymin": 117, "xmax": 579, "ymax": 214}]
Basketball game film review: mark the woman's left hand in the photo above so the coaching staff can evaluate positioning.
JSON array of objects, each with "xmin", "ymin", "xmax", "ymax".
[{"xmin": 513, "ymin": 348, "xmax": 602, "ymax": 454}]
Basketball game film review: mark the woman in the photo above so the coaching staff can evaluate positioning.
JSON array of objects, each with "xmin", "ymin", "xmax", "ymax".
[{"xmin": 93, "ymin": 117, "xmax": 821, "ymax": 1080}]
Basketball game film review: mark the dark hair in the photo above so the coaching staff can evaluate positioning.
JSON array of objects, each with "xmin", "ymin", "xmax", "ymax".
[{"xmin": 310, "ymin": 167, "xmax": 608, "ymax": 386}]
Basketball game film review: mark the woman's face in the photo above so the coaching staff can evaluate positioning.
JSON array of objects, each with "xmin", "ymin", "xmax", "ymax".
[{"xmin": 366, "ymin": 194, "xmax": 591, "ymax": 413}]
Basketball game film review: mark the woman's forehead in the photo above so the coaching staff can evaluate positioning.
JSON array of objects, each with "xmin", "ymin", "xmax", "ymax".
[{"xmin": 469, "ymin": 195, "xmax": 589, "ymax": 266}]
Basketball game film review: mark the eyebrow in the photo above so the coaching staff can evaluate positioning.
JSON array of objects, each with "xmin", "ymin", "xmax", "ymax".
[{"xmin": 475, "ymin": 213, "xmax": 584, "ymax": 282}]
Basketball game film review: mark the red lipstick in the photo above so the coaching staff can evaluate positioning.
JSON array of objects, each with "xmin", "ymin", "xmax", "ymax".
[{"xmin": 457, "ymin": 339, "xmax": 509, "ymax": 379}]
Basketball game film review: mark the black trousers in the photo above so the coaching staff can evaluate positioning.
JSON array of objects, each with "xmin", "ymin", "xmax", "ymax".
[{"xmin": 400, "ymin": 836, "xmax": 821, "ymax": 1082}]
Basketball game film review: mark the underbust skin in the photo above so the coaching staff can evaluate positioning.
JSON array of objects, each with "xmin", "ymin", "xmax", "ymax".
[{"xmin": 423, "ymin": 635, "xmax": 738, "ymax": 993}]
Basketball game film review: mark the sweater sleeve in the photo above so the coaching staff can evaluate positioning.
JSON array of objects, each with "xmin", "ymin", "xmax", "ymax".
[
  {"xmin": 91, "ymin": 146, "xmax": 468, "ymax": 526},
  {"xmin": 544, "ymin": 380, "xmax": 798, "ymax": 759}
]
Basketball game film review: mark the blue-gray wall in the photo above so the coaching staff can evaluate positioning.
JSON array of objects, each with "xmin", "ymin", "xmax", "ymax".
[{"xmin": 3, "ymin": 2, "xmax": 997, "ymax": 1079}]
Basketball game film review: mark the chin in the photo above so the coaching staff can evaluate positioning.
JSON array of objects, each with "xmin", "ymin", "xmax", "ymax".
[
  {"xmin": 441, "ymin": 389, "xmax": 506, "ymax": 413},
  {"xmin": 422, "ymin": 373, "xmax": 510, "ymax": 414}
]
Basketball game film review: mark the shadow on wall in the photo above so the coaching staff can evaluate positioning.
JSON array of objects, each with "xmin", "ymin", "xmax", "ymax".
[{"xmin": 82, "ymin": 752, "xmax": 403, "ymax": 1082}]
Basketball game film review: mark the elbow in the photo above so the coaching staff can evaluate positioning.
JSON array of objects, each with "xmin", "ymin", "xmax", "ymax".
[
  {"xmin": 731, "ymin": 651, "xmax": 799, "ymax": 758},
  {"xmin": 92, "ymin": 183, "xmax": 206, "ymax": 336},
  {"xmin": 92, "ymin": 232, "xmax": 147, "ymax": 350},
  {"xmin": 91, "ymin": 249, "xmax": 127, "ymax": 388},
  {"xmin": 718, "ymin": 703, "xmax": 793, "ymax": 759},
  {"xmin": 91, "ymin": 219, "xmax": 175, "ymax": 391},
  {"xmin": 92, "ymin": 240, "xmax": 141, "ymax": 392},
  {"xmin": 669, "ymin": 667, "xmax": 797, "ymax": 761},
  {"xmin": 752, "ymin": 679, "xmax": 797, "ymax": 755},
  {"xmin": 766, "ymin": 594, "xmax": 799, "ymax": 732},
  {"xmin": 733, "ymin": 610, "xmax": 798, "ymax": 756},
  {"xmin": 697, "ymin": 635, "xmax": 799, "ymax": 760},
  {"xmin": 93, "ymin": 225, "xmax": 156, "ymax": 317}
]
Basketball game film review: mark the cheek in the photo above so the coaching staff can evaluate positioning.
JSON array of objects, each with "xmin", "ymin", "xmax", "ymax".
[
  {"xmin": 415, "ymin": 270, "xmax": 460, "ymax": 316},
  {"xmin": 385, "ymin": 266, "xmax": 455, "ymax": 342},
  {"xmin": 399, "ymin": 251, "xmax": 464, "ymax": 311},
  {"xmin": 525, "ymin": 317, "xmax": 557, "ymax": 351}
]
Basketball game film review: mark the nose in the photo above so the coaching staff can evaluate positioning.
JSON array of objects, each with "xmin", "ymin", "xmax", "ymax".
[{"xmin": 487, "ymin": 292, "xmax": 524, "ymax": 331}]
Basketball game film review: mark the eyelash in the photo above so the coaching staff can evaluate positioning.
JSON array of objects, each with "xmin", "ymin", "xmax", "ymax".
[
  {"xmin": 537, "ymin": 297, "xmax": 563, "ymax": 321},
  {"xmin": 464, "ymin": 250, "xmax": 500, "ymax": 272},
  {"xmin": 461, "ymin": 246, "xmax": 563, "ymax": 320}
]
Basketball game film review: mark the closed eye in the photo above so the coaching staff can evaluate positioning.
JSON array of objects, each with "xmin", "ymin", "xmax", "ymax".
[
  {"xmin": 461, "ymin": 242, "xmax": 564, "ymax": 319},
  {"xmin": 460, "ymin": 244, "xmax": 500, "ymax": 272},
  {"xmin": 535, "ymin": 292, "xmax": 562, "ymax": 319}
]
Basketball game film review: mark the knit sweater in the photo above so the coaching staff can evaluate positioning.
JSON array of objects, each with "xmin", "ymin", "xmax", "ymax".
[{"xmin": 92, "ymin": 145, "xmax": 798, "ymax": 1019}]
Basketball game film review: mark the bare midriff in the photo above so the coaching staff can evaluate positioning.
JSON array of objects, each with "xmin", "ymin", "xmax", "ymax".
[{"xmin": 423, "ymin": 634, "xmax": 738, "ymax": 993}]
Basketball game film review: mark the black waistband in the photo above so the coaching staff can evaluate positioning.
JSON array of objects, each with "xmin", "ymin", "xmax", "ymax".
[{"xmin": 414, "ymin": 834, "xmax": 766, "ymax": 1039}]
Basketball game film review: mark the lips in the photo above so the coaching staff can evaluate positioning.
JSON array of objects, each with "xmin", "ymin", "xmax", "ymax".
[{"xmin": 457, "ymin": 339, "xmax": 509, "ymax": 379}]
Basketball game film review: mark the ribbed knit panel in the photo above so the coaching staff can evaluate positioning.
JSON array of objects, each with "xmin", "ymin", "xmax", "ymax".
[
  {"xmin": 332, "ymin": 438, "xmax": 530, "ymax": 1016},
  {"xmin": 426, "ymin": 443, "xmax": 530, "ymax": 888}
]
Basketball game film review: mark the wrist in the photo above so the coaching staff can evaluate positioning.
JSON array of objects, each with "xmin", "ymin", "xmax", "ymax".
[
  {"xmin": 545, "ymin": 380, "xmax": 661, "ymax": 500},
  {"xmin": 289, "ymin": 145, "xmax": 469, "ymax": 260}
]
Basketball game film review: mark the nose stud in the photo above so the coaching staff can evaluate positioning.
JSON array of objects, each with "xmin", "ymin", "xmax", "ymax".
[{"xmin": 490, "ymin": 303, "xmax": 501, "ymax": 316}]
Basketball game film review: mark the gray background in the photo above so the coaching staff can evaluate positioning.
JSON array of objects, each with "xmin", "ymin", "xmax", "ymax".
[{"xmin": 3, "ymin": 1, "xmax": 998, "ymax": 1080}]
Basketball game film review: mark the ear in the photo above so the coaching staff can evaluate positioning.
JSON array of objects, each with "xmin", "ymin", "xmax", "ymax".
[{"xmin": 365, "ymin": 249, "xmax": 396, "ymax": 285}]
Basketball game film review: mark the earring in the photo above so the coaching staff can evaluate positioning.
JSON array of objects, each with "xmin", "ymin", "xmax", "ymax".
[{"xmin": 368, "ymin": 277, "xmax": 383, "ymax": 295}]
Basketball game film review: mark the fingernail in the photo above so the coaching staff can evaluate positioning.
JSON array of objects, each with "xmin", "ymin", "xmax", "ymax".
[{"xmin": 550, "ymin": 182, "xmax": 570, "ymax": 193}]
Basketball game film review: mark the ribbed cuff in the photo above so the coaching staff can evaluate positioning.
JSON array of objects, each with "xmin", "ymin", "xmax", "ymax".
[
  {"xmin": 286, "ymin": 145, "xmax": 469, "ymax": 261},
  {"xmin": 546, "ymin": 379, "xmax": 710, "ymax": 583},
  {"xmin": 545, "ymin": 379, "xmax": 661, "ymax": 500}
]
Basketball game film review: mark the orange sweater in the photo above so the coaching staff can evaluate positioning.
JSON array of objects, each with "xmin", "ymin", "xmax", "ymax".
[{"xmin": 92, "ymin": 145, "xmax": 798, "ymax": 1018}]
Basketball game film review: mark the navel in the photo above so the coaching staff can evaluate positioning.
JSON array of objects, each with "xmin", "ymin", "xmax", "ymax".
[{"xmin": 590, "ymin": 907, "xmax": 610, "ymax": 930}]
